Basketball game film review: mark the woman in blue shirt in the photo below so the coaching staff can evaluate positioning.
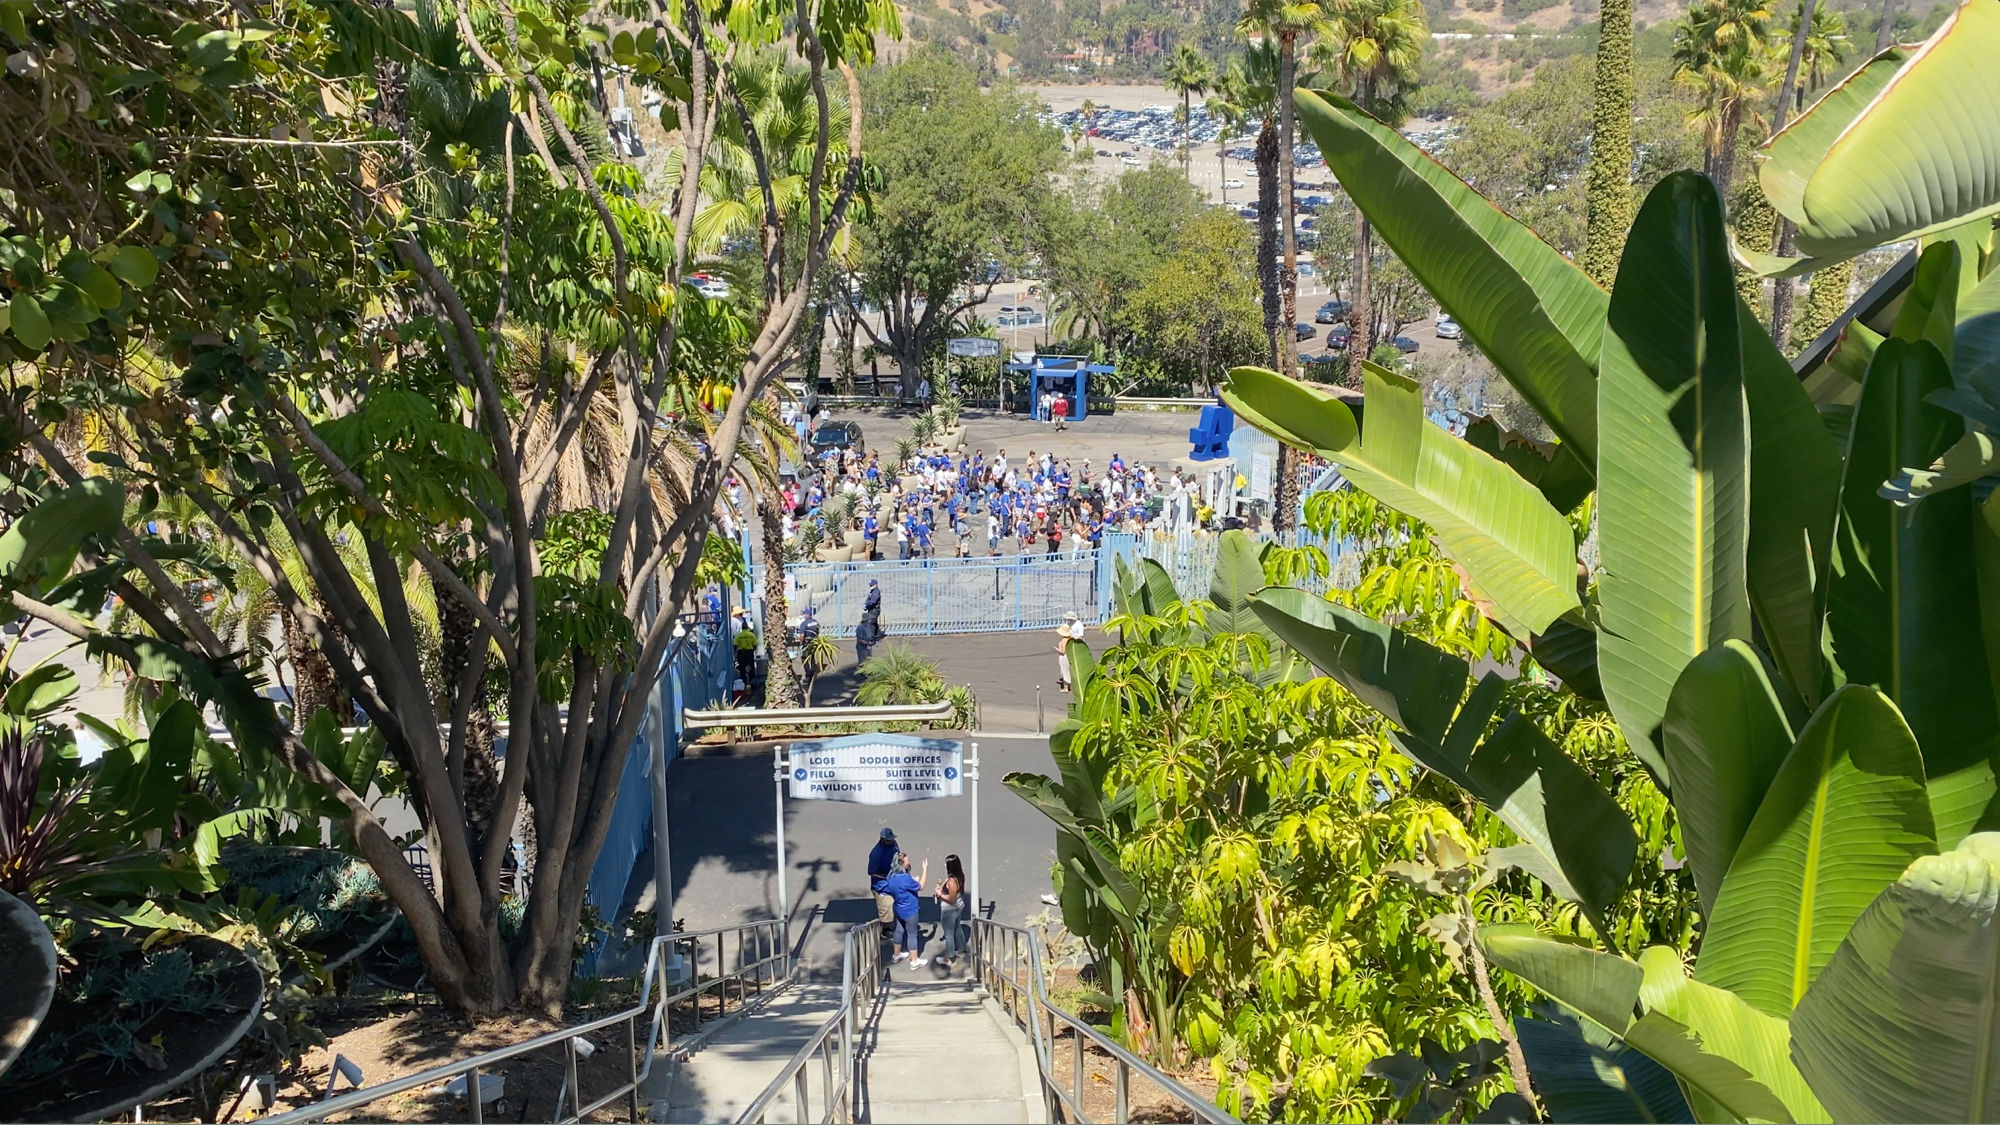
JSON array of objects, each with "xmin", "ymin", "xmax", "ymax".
[{"xmin": 883, "ymin": 852, "xmax": 930, "ymax": 966}]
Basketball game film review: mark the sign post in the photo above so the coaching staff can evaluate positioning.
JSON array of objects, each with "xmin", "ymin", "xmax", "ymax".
[{"xmin": 775, "ymin": 733, "xmax": 979, "ymax": 936}]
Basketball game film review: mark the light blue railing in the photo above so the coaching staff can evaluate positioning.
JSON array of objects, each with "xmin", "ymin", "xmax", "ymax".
[{"xmin": 756, "ymin": 550, "xmax": 1111, "ymax": 638}]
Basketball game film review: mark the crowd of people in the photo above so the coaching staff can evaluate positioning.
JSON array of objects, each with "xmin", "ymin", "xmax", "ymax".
[{"xmin": 778, "ymin": 438, "xmax": 1210, "ymax": 563}]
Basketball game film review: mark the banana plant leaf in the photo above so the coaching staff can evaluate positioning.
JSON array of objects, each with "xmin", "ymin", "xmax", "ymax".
[
  {"xmin": 1742, "ymin": 46, "xmax": 1910, "ymax": 277},
  {"xmin": 1465, "ymin": 714, "xmax": 1636, "ymax": 925},
  {"xmin": 1513, "ymin": 1008, "xmax": 1694, "ymax": 1124},
  {"xmin": 1224, "ymin": 364, "xmax": 1579, "ymax": 636},
  {"xmin": 1695, "ymin": 685, "xmax": 1937, "ymax": 1018},
  {"xmin": 1596, "ymin": 171, "xmax": 1755, "ymax": 786},
  {"xmin": 1661, "ymin": 640, "xmax": 1798, "ymax": 916},
  {"xmin": 1953, "ymin": 244, "xmax": 2000, "ymax": 421},
  {"xmin": 1740, "ymin": 293, "xmax": 1842, "ymax": 706},
  {"xmin": 1771, "ymin": 0, "xmax": 2000, "ymax": 265},
  {"xmin": 1463, "ymin": 419, "xmax": 1594, "ymax": 516},
  {"xmin": 1828, "ymin": 336, "xmax": 2000, "ymax": 846},
  {"xmin": 1526, "ymin": 615, "xmax": 1603, "ymax": 702},
  {"xmin": 1249, "ymin": 586, "xmax": 1468, "ymax": 747},
  {"xmin": 1790, "ymin": 832, "xmax": 2000, "ymax": 1122},
  {"xmin": 1480, "ymin": 928, "xmax": 1824, "ymax": 1123},
  {"xmin": 1892, "ymin": 240, "xmax": 1963, "ymax": 362},
  {"xmin": 1292, "ymin": 88, "xmax": 1605, "ymax": 464},
  {"xmin": 1206, "ymin": 529, "xmax": 1267, "ymax": 638},
  {"xmin": 0, "ymin": 477, "xmax": 124, "ymax": 598}
]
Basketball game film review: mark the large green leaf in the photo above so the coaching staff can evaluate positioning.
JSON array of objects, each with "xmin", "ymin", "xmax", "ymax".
[
  {"xmin": 0, "ymin": 477, "xmax": 125, "ymax": 596},
  {"xmin": 1596, "ymin": 172, "xmax": 1755, "ymax": 785},
  {"xmin": 1782, "ymin": 0, "xmax": 2000, "ymax": 264},
  {"xmin": 1828, "ymin": 336, "xmax": 2000, "ymax": 846},
  {"xmin": 1977, "ymin": 492, "xmax": 2000, "ymax": 717},
  {"xmin": 1695, "ymin": 685, "xmax": 1937, "ymax": 1018},
  {"xmin": 1249, "ymin": 586, "xmax": 1467, "ymax": 747},
  {"xmin": 1206, "ymin": 529, "xmax": 1267, "ymax": 637},
  {"xmin": 1513, "ymin": 1010, "xmax": 1694, "ymax": 1124},
  {"xmin": 1225, "ymin": 364, "xmax": 1580, "ymax": 636},
  {"xmin": 1891, "ymin": 240, "xmax": 1963, "ymax": 362},
  {"xmin": 1661, "ymin": 640, "xmax": 1798, "ymax": 916},
  {"xmin": 1466, "ymin": 714, "xmax": 1637, "ymax": 924},
  {"xmin": 1790, "ymin": 832, "xmax": 2000, "ymax": 1122},
  {"xmin": 1292, "ymin": 89, "xmax": 1604, "ymax": 464},
  {"xmin": 1629, "ymin": 947, "xmax": 1827, "ymax": 1124},
  {"xmin": 1950, "ymin": 239, "xmax": 2000, "ymax": 424},
  {"xmin": 1480, "ymin": 929, "xmax": 1816, "ymax": 1124},
  {"xmin": 1758, "ymin": 45, "xmax": 1911, "ymax": 224},
  {"xmin": 1740, "ymin": 298, "xmax": 1842, "ymax": 705}
]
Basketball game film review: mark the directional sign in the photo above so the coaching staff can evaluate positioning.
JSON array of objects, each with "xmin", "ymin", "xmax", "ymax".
[
  {"xmin": 946, "ymin": 336, "xmax": 1002, "ymax": 359},
  {"xmin": 787, "ymin": 734, "xmax": 964, "ymax": 805}
]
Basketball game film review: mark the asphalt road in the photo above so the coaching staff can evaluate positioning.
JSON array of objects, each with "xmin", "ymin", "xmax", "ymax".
[{"xmin": 617, "ymin": 628, "xmax": 1102, "ymax": 977}]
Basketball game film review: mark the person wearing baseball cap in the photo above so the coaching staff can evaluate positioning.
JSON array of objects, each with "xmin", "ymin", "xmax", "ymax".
[{"xmin": 869, "ymin": 827, "xmax": 898, "ymax": 936}]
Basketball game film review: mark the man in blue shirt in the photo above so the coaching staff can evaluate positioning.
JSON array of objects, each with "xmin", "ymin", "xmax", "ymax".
[
  {"xmin": 863, "ymin": 513, "xmax": 879, "ymax": 559},
  {"xmin": 868, "ymin": 828, "xmax": 899, "ymax": 935},
  {"xmin": 914, "ymin": 519, "xmax": 933, "ymax": 558}
]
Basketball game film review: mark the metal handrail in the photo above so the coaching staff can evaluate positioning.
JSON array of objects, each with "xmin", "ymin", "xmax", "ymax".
[
  {"xmin": 971, "ymin": 917, "xmax": 1239, "ymax": 1125},
  {"xmin": 264, "ymin": 917, "xmax": 788, "ymax": 1124},
  {"xmin": 734, "ymin": 920, "xmax": 886, "ymax": 1124}
]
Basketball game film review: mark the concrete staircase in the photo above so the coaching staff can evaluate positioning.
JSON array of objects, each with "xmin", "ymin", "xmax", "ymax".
[
  {"xmin": 658, "ymin": 952, "xmax": 1043, "ymax": 1123},
  {"xmin": 857, "ymin": 974, "xmax": 1043, "ymax": 1124}
]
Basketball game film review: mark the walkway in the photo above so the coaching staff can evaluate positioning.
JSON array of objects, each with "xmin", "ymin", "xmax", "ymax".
[
  {"xmin": 858, "ymin": 974, "xmax": 1043, "ymax": 1124},
  {"xmin": 660, "ymin": 947, "xmax": 1043, "ymax": 1124}
]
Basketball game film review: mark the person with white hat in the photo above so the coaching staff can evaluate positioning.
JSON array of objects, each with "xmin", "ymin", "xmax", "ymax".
[{"xmin": 1056, "ymin": 611, "xmax": 1084, "ymax": 692}]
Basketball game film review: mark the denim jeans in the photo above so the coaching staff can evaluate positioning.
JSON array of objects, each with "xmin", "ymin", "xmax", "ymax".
[
  {"xmin": 938, "ymin": 901, "xmax": 964, "ymax": 958},
  {"xmin": 894, "ymin": 915, "xmax": 921, "ymax": 954}
]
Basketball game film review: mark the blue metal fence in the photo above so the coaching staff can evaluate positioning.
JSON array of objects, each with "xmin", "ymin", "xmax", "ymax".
[
  {"xmin": 754, "ymin": 550, "xmax": 1110, "ymax": 637},
  {"xmin": 580, "ymin": 614, "xmax": 735, "ymax": 974}
]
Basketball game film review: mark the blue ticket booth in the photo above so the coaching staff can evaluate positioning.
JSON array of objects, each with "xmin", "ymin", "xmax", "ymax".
[{"xmin": 1007, "ymin": 354, "xmax": 1114, "ymax": 420}]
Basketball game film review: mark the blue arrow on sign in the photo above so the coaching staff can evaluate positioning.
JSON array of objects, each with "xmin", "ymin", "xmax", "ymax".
[
  {"xmin": 794, "ymin": 768, "xmax": 808, "ymax": 782},
  {"xmin": 944, "ymin": 766, "xmax": 958, "ymax": 780}
]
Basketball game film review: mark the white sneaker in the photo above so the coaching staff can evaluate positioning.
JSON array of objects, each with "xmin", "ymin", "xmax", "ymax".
[
  {"xmin": 893, "ymin": 951, "xmax": 908, "ymax": 962},
  {"xmin": 1039, "ymin": 893, "xmax": 1059, "ymax": 906},
  {"xmin": 909, "ymin": 958, "xmax": 927, "ymax": 968}
]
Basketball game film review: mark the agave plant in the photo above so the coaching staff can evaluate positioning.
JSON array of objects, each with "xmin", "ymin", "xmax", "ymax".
[{"xmin": 1222, "ymin": 3, "xmax": 2000, "ymax": 1118}]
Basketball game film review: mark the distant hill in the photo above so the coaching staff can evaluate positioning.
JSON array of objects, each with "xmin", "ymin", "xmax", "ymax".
[{"xmin": 894, "ymin": 0, "xmax": 1944, "ymax": 104}]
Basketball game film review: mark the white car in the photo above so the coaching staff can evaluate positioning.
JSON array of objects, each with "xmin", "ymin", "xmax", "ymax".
[
  {"xmin": 1222, "ymin": 178, "xmax": 1245, "ymax": 189},
  {"xmin": 1435, "ymin": 314, "xmax": 1463, "ymax": 340}
]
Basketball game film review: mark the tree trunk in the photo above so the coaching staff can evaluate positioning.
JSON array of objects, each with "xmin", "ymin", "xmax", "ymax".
[
  {"xmin": 1277, "ymin": 35, "xmax": 1300, "ymax": 381},
  {"xmin": 284, "ymin": 604, "xmax": 347, "ymax": 726},
  {"xmin": 1255, "ymin": 118, "xmax": 1282, "ymax": 364},
  {"xmin": 1181, "ymin": 91, "xmax": 1193, "ymax": 178},
  {"xmin": 1876, "ymin": 0, "xmax": 1903, "ymax": 51},
  {"xmin": 759, "ymin": 495, "xmax": 801, "ymax": 708},
  {"xmin": 1582, "ymin": 0, "xmax": 1634, "ymax": 286},
  {"xmin": 896, "ymin": 337, "xmax": 925, "ymax": 398},
  {"xmin": 1714, "ymin": 98, "xmax": 1743, "ymax": 198},
  {"xmin": 1348, "ymin": 210, "xmax": 1374, "ymax": 386},
  {"xmin": 1765, "ymin": 0, "xmax": 1813, "ymax": 346}
]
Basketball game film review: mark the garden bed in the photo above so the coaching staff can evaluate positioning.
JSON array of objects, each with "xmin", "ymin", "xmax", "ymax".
[
  {"xmin": 0, "ymin": 889, "xmax": 57, "ymax": 1076},
  {"xmin": 0, "ymin": 934, "xmax": 264, "ymax": 1123},
  {"xmin": 221, "ymin": 845, "xmax": 398, "ymax": 970}
]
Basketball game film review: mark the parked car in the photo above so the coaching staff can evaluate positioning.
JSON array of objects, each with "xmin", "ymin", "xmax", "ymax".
[
  {"xmin": 1237, "ymin": 207, "xmax": 1258, "ymax": 219},
  {"xmin": 1325, "ymin": 324, "xmax": 1351, "ymax": 351},
  {"xmin": 1222, "ymin": 178, "xmax": 1245, "ymax": 189},
  {"xmin": 1295, "ymin": 323, "xmax": 1316, "ymax": 341},
  {"xmin": 1096, "ymin": 149, "xmax": 1111, "ymax": 157},
  {"xmin": 809, "ymin": 420, "xmax": 863, "ymax": 455},
  {"xmin": 1435, "ymin": 314, "xmax": 1463, "ymax": 341},
  {"xmin": 1392, "ymin": 335, "xmax": 1420, "ymax": 354},
  {"xmin": 685, "ymin": 273, "xmax": 731, "ymax": 300},
  {"xmin": 1315, "ymin": 300, "xmax": 1351, "ymax": 324}
]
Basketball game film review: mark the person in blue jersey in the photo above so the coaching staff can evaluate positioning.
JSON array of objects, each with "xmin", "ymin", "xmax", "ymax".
[{"xmin": 882, "ymin": 852, "xmax": 930, "ymax": 966}]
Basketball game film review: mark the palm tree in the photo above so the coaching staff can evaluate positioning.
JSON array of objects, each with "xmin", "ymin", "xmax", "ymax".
[
  {"xmin": 1205, "ymin": 88, "xmax": 1246, "ymax": 203},
  {"xmin": 1671, "ymin": 0, "xmax": 1775, "ymax": 197},
  {"xmin": 1315, "ymin": 0, "xmax": 1428, "ymax": 385},
  {"xmin": 1765, "ymin": 0, "xmax": 1845, "ymax": 344},
  {"xmin": 855, "ymin": 645, "xmax": 947, "ymax": 705},
  {"xmin": 1223, "ymin": 41, "xmax": 1284, "ymax": 364},
  {"xmin": 1162, "ymin": 43, "xmax": 1215, "ymax": 180},
  {"xmin": 1238, "ymin": 0, "xmax": 1329, "ymax": 403}
]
